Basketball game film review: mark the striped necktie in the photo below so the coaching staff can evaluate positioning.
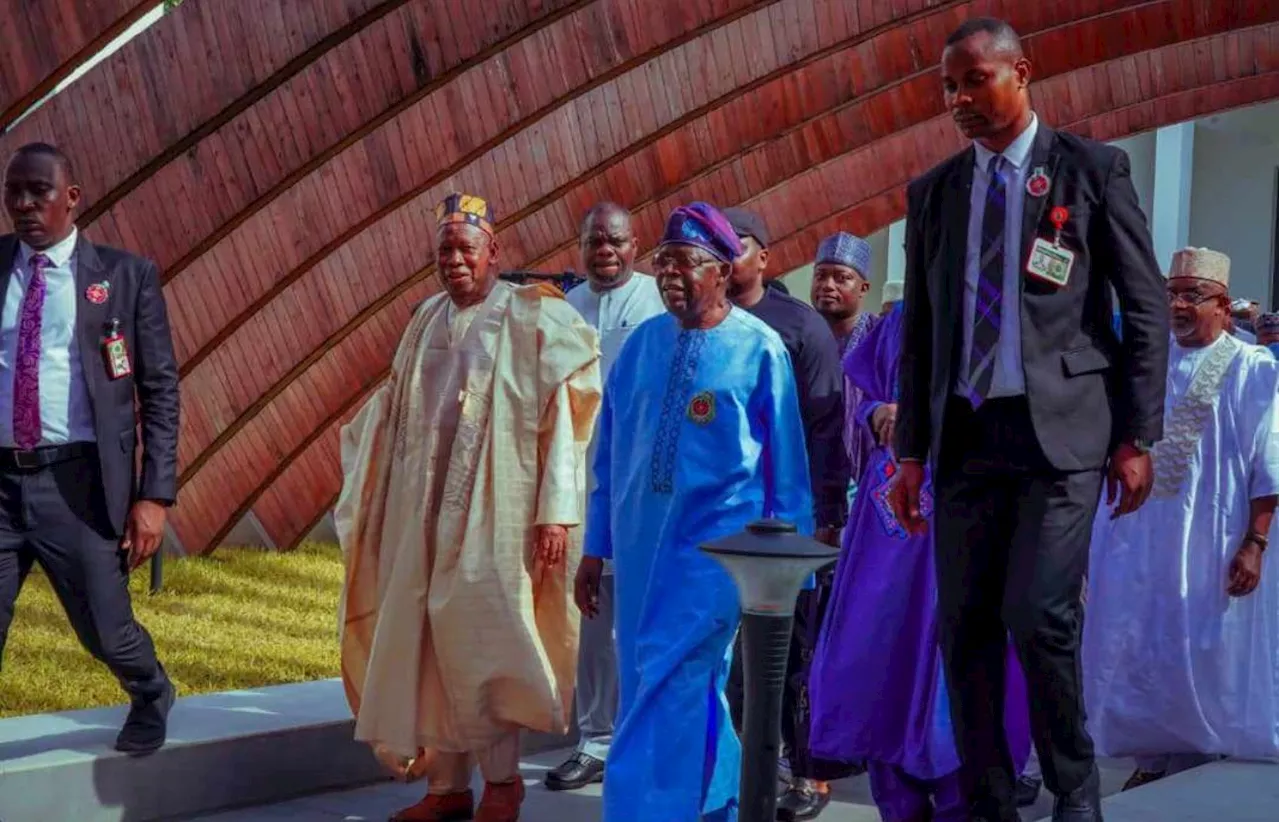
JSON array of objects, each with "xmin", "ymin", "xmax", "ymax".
[{"xmin": 965, "ymin": 154, "xmax": 1007, "ymax": 408}]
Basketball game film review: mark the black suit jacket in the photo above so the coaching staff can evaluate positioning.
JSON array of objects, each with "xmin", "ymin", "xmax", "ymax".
[
  {"xmin": 896, "ymin": 123, "xmax": 1169, "ymax": 471},
  {"xmin": 0, "ymin": 233, "xmax": 180, "ymax": 536}
]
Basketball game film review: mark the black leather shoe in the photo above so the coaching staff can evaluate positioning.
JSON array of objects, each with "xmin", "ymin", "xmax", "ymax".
[
  {"xmin": 1015, "ymin": 774, "xmax": 1042, "ymax": 807},
  {"xmin": 115, "ymin": 680, "xmax": 175, "ymax": 756},
  {"xmin": 1052, "ymin": 767, "xmax": 1103, "ymax": 822},
  {"xmin": 544, "ymin": 751, "xmax": 604, "ymax": 791},
  {"xmin": 776, "ymin": 782, "xmax": 830, "ymax": 821}
]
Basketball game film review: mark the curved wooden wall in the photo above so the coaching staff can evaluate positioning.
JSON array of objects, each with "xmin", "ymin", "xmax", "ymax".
[
  {"xmin": 0, "ymin": 0, "xmax": 152, "ymax": 129},
  {"xmin": 2, "ymin": 0, "xmax": 1273, "ymax": 552}
]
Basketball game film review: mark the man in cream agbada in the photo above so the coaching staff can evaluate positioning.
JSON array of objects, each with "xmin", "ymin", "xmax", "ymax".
[{"xmin": 335, "ymin": 193, "xmax": 602, "ymax": 822}]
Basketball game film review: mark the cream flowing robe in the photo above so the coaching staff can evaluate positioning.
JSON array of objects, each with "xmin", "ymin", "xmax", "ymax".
[
  {"xmin": 335, "ymin": 281, "xmax": 601, "ymax": 759},
  {"xmin": 1084, "ymin": 332, "xmax": 1279, "ymax": 760}
]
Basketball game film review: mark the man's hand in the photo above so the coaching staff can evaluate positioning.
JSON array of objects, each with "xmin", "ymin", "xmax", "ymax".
[
  {"xmin": 888, "ymin": 460, "xmax": 928, "ymax": 536},
  {"xmin": 871, "ymin": 403, "xmax": 898, "ymax": 448},
  {"xmin": 1227, "ymin": 541, "xmax": 1263, "ymax": 597},
  {"xmin": 123, "ymin": 500, "xmax": 167, "ymax": 571},
  {"xmin": 1105, "ymin": 443, "xmax": 1154, "ymax": 519},
  {"xmin": 574, "ymin": 556, "xmax": 604, "ymax": 618},
  {"xmin": 535, "ymin": 524, "xmax": 569, "ymax": 566},
  {"xmin": 815, "ymin": 525, "xmax": 841, "ymax": 547}
]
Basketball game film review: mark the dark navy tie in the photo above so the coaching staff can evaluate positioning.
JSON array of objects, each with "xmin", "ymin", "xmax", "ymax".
[{"xmin": 966, "ymin": 154, "xmax": 1007, "ymax": 407}]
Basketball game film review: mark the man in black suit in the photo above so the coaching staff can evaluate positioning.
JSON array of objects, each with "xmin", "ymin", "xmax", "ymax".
[
  {"xmin": 0, "ymin": 143, "xmax": 179, "ymax": 754},
  {"xmin": 891, "ymin": 20, "xmax": 1168, "ymax": 822}
]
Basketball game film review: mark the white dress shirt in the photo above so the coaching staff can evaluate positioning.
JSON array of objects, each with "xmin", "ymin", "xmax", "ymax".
[
  {"xmin": 566, "ymin": 273, "xmax": 666, "ymax": 381},
  {"xmin": 0, "ymin": 228, "xmax": 97, "ymax": 447},
  {"xmin": 959, "ymin": 114, "xmax": 1039, "ymax": 399},
  {"xmin": 567, "ymin": 272, "xmax": 666, "ymax": 576}
]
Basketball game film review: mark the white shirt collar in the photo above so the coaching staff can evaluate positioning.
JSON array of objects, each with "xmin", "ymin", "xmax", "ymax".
[
  {"xmin": 973, "ymin": 113, "xmax": 1039, "ymax": 173},
  {"xmin": 18, "ymin": 226, "xmax": 78, "ymax": 269}
]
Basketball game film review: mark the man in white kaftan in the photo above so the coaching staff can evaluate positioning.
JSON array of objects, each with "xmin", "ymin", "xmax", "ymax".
[
  {"xmin": 544, "ymin": 202, "xmax": 665, "ymax": 792},
  {"xmin": 335, "ymin": 193, "xmax": 602, "ymax": 822},
  {"xmin": 1083, "ymin": 248, "xmax": 1279, "ymax": 789}
]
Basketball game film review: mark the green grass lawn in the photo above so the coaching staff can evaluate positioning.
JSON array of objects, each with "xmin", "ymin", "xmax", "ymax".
[{"xmin": 0, "ymin": 541, "xmax": 344, "ymax": 718}]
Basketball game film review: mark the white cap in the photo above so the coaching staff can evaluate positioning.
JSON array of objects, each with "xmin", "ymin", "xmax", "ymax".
[{"xmin": 1168, "ymin": 247, "xmax": 1230, "ymax": 287}]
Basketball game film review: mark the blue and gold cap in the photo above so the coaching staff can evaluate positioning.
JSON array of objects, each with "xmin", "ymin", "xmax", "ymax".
[{"xmin": 435, "ymin": 192, "xmax": 494, "ymax": 237}]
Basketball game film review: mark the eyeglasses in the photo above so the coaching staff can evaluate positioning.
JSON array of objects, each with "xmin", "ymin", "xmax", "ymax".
[
  {"xmin": 652, "ymin": 249, "xmax": 718, "ymax": 271},
  {"xmin": 1166, "ymin": 289, "xmax": 1222, "ymax": 307}
]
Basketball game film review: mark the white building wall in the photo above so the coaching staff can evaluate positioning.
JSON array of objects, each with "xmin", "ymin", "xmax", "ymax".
[{"xmin": 1187, "ymin": 101, "xmax": 1278, "ymax": 308}]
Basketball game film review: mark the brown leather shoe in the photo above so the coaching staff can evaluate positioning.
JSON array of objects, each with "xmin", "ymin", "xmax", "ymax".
[
  {"xmin": 388, "ymin": 789, "xmax": 474, "ymax": 821},
  {"xmin": 475, "ymin": 780, "xmax": 525, "ymax": 822}
]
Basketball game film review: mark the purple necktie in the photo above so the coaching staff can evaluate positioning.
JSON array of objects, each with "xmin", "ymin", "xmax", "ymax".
[
  {"xmin": 13, "ymin": 253, "xmax": 49, "ymax": 450},
  {"xmin": 966, "ymin": 155, "xmax": 1007, "ymax": 408}
]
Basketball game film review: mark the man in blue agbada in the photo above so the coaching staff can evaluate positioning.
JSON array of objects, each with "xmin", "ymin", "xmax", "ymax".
[{"xmin": 575, "ymin": 202, "xmax": 814, "ymax": 822}]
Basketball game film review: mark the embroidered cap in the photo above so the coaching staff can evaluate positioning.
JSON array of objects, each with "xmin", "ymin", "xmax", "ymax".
[
  {"xmin": 658, "ymin": 202, "xmax": 744, "ymax": 263},
  {"xmin": 435, "ymin": 192, "xmax": 495, "ymax": 237},
  {"xmin": 882, "ymin": 281, "xmax": 903, "ymax": 303},
  {"xmin": 1168, "ymin": 247, "xmax": 1230, "ymax": 287},
  {"xmin": 815, "ymin": 231, "xmax": 872, "ymax": 276}
]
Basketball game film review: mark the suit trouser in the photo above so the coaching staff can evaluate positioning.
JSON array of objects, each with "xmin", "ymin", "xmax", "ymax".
[
  {"xmin": 934, "ymin": 397, "xmax": 1100, "ymax": 818},
  {"xmin": 574, "ymin": 572, "xmax": 617, "ymax": 760},
  {"xmin": 0, "ymin": 451, "xmax": 168, "ymax": 702}
]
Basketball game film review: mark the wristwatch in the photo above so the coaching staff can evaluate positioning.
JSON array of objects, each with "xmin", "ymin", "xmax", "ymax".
[
  {"xmin": 1244, "ymin": 531, "xmax": 1269, "ymax": 552},
  {"xmin": 1128, "ymin": 438, "xmax": 1154, "ymax": 454}
]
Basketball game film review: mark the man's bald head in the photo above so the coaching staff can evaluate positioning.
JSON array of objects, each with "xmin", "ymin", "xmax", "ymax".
[
  {"xmin": 581, "ymin": 201, "xmax": 630, "ymax": 232},
  {"xmin": 579, "ymin": 202, "xmax": 637, "ymax": 291}
]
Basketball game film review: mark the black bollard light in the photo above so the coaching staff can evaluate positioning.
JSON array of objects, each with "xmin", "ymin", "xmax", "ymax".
[{"xmin": 700, "ymin": 519, "xmax": 839, "ymax": 822}]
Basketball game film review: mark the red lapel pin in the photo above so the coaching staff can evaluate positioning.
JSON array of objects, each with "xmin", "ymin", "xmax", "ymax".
[{"xmin": 85, "ymin": 282, "xmax": 109, "ymax": 304}]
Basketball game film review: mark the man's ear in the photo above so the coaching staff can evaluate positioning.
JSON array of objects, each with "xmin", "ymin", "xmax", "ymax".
[
  {"xmin": 487, "ymin": 236, "xmax": 500, "ymax": 264},
  {"xmin": 66, "ymin": 183, "xmax": 82, "ymax": 211},
  {"xmin": 1015, "ymin": 57, "xmax": 1033, "ymax": 89},
  {"xmin": 757, "ymin": 246, "xmax": 771, "ymax": 272}
]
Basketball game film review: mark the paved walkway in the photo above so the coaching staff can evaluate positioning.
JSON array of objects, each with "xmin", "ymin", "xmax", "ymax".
[{"xmin": 188, "ymin": 748, "xmax": 1135, "ymax": 821}]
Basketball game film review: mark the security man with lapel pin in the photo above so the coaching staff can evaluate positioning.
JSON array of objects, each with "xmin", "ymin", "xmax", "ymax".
[
  {"xmin": 0, "ymin": 142, "xmax": 180, "ymax": 754},
  {"xmin": 891, "ymin": 18, "xmax": 1169, "ymax": 822}
]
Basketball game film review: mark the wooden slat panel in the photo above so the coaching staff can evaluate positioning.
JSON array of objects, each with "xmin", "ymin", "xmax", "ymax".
[
  {"xmin": 87, "ymin": 0, "xmax": 586, "ymax": 278},
  {"xmin": 2, "ymin": 0, "xmax": 388, "ymax": 213},
  {"xmin": 253, "ymin": 420, "xmax": 350, "ymax": 551},
  {"xmin": 158, "ymin": 0, "xmax": 760, "ymax": 369},
  {"xmin": 760, "ymin": 71, "xmax": 1278, "ymax": 277},
  {"xmin": 519, "ymin": 0, "xmax": 1255, "ymax": 266},
  {"xmin": 90, "ymin": 0, "xmax": 1266, "ymax": 551},
  {"xmin": 168, "ymin": 292, "xmax": 426, "ymax": 550},
  {"xmin": 0, "ymin": 0, "xmax": 149, "ymax": 128},
  {"xmin": 248, "ymin": 68, "xmax": 1277, "ymax": 554},
  {"xmin": 168, "ymin": 0, "xmax": 774, "ymax": 476}
]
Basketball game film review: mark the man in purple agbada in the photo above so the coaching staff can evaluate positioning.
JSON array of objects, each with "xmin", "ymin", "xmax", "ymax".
[
  {"xmin": 810, "ymin": 231, "xmax": 879, "ymax": 486},
  {"xmin": 809, "ymin": 298, "xmax": 1032, "ymax": 821}
]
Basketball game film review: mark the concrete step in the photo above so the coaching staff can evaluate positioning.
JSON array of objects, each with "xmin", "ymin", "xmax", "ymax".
[
  {"xmin": 0, "ymin": 679, "xmax": 573, "ymax": 822},
  {"xmin": 1031, "ymin": 759, "xmax": 1278, "ymax": 822}
]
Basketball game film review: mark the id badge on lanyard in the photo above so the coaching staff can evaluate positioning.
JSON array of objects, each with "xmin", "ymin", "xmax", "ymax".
[{"xmin": 103, "ymin": 319, "xmax": 132, "ymax": 379}]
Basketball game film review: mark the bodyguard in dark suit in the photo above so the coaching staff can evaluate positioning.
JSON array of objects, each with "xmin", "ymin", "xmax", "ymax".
[
  {"xmin": 0, "ymin": 143, "xmax": 179, "ymax": 754},
  {"xmin": 891, "ymin": 20, "xmax": 1169, "ymax": 822}
]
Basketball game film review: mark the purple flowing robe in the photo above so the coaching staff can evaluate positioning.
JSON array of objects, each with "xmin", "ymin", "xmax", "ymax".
[
  {"xmin": 808, "ymin": 303, "xmax": 1032, "ymax": 784},
  {"xmin": 839, "ymin": 312, "xmax": 879, "ymax": 486}
]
